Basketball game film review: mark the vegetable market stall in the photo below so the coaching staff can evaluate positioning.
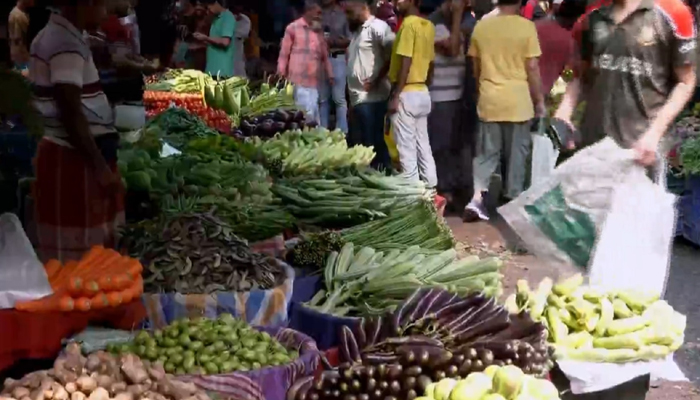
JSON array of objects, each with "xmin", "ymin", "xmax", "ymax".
[{"xmin": 0, "ymin": 302, "xmax": 146, "ymax": 374}]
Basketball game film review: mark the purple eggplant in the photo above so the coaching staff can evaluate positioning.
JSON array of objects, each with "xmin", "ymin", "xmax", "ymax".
[
  {"xmin": 393, "ymin": 288, "xmax": 426, "ymax": 330},
  {"xmin": 453, "ymin": 309, "xmax": 510, "ymax": 344},
  {"xmin": 422, "ymin": 290, "xmax": 458, "ymax": 317},
  {"xmin": 355, "ymin": 319, "xmax": 368, "ymax": 349},
  {"xmin": 431, "ymin": 294, "xmax": 486, "ymax": 321},
  {"xmin": 364, "ymin": 317, "xmax": 383, "ymax": 347},
  {"xmin": 406, "ymin": 288, "xmax": 439, "ymax": 323},
  {"xmin": 344, "ymin": 326, "xmax": 362, "ymax": 362},
  {"xmin": 287, "ymin": 376, "xmax": 314, "ymax": 400},
  {"xmin": 293, "ymin": 110, "xmax": 305, "ymax": 122},
  {"xmin": 443, "ymin": 297, "xmax": 497, "ymax": 333},
  {"xmin": 445, "ymin": 364, "xmax": 459, "ymax": 377},
  {"xmin": 362, "ymin": 353, "xmax": 399, "ymax": 365},
  {"xmin": 381, "ymin": 336, "xmax": 443, "ymax": 347},
  {"xmin": 386, "ymin": 364, "xmax": 403, "ymax": 379},
  {"xmin": 340, "ymin": 326, "xmax": 361, "ymax": 363},
  {"xmin": 389, "ymin": 381, "xmax": 402, "ymax": 395},
  {"xmin": 397, "ymin": 345, "xmax": 453, "ymax": 368}
]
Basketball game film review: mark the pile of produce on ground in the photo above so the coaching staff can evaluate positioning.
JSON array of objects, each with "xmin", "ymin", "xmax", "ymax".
[
  {"xmin": 418, "ymin": 365, "xmax": 560, "ymax": 400},
  {"xmin": 107, "ymin": 314, "xmax": 298, "ymax": 374},
  {"xmin": 273, "ymin": 172, "xmax": 431, "ymax": 227},
  {"xmin": 510, "ymin": 274, "xmax": 686, "ymax": 363},
  {"xmin": 247, "ymin": 128, "xmax": 375, "ymax": 176},
  {"xmin": 15, "ymin": 246, "xmax": 143, "ymax": 312},
  {"xmin": 305, "ymin": 244, "xmax": 503, "ymax": 316},
  {"xmin": 2, "ymin": 342, "xmax": 211, "ymax": 400},
  {"xmin": 289, "ymin": 288, "xmax": 551, "ymax": 400},
  {"xmin": 120, "ymin": 211, "xmax": 286, "ymax": 294},
  {"xmin": 143, "ymin": 92, "xmax": 231, "ymax": 133},
  {"xmin": 288, "ymin": 202, "xmax": 455, "ymax": 270}
]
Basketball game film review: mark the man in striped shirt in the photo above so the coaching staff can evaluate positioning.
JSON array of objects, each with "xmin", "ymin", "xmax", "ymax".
[
  {"xmin": 29, "ymin": 0, "xmax": 125, "ymax": 262},
  {"xmin": 277, "ymin": 0, "xmax": 334, "ymax": 123},
  {"xmin": 427, "ymin": 0, "xmax": 472, "ymax": 210}
]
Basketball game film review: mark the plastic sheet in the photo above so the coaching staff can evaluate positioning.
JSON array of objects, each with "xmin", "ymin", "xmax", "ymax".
[
  {"xmin": 65, "ymin": 327, "xmax": 136, "ymax": 354},
  {"xmin": 288, "ymin": 302, "xmax": 359, "ymax": 351},
  {"xmin": 179, "ymin": 326, "xmax": 321, "ymax": 400},
  {"xmin": 0, "ymin": 213, "xmax": 53, "ymax": 309}
]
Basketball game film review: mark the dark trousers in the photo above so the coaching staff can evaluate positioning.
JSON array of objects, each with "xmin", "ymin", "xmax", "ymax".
[{"xmin": 349, "ymin": 101, "xmax": 390, "ymax": 170}]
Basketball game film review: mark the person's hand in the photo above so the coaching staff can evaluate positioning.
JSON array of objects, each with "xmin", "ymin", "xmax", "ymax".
[
  {"xmin": 534, "ymin": 101, "xmax": 546, "ymax": 118},
  {"xmin": 388, "ymin": 94, "xmax": 399, "ymax": 114},
  {"xmin": 633, "ymin": 130, "xmax": 661, "ymax": 166},
  {"xmin": 362, "ymin": 79, "xmax": 375, "ymax": 92},
  {"xmin": 329, "ymin": 77, "xmax": 335, "ymax": 87},
  {"xmin": 193, "ymin": 32, "xmax": 207, "ymax": 42}
]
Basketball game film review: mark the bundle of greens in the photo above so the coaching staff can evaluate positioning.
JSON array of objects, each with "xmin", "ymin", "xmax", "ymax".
[
  {"xmin": 273, "ymin": 172, "xmax": 431, "ymax": 228},
  {"xmin": 146, "ymin": 108, "xmax": 218, "ymax": 149}
]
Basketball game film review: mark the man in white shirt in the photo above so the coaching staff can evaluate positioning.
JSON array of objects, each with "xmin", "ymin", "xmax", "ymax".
[
  {"xmin": 232, "ymin": 7, "xmax": 250, "ymax": 77},
  {"xmin": 345, "ymin": 0, "xmax": 395, "ymax": 169}
]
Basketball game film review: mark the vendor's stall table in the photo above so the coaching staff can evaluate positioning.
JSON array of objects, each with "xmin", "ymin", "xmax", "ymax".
[{"xmin": 0, "ymin": 300, "xmax": 146, "ymax": 373}]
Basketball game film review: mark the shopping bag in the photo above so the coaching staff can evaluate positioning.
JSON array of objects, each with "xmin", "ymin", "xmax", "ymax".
[
  {"xmin": 384, "ymin": 116, "xmax": 400, "ymax": 169},
  {"xmin": 498, "ymin": 137, "xmax": 671, "ymax": 271},
  {"xmin": 0, "ymin": 213, "xmax": 53, "ymax": 308},
  {"xmin": 530, "ymin": 119, "xmax": 560, "ymax": 187},
  {"xmin": 588, "ymin": 165, "xmax": 675, "ymax": 297}
]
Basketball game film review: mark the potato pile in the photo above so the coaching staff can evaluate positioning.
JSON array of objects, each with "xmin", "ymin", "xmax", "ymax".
[{"xmin": 1, "ymin": 343, "xmax": 210, "ymax": 400}]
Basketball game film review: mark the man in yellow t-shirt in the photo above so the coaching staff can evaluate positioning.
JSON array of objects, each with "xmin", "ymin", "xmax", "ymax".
[
  {"xmin": 463, "ymin": 0, "xmax": 545, "ymax": 222},
  {"xmin": 387, "ymin": 0, "xmax": 437, "ymax": 188},
  {"xmin": 9, "ymin": 0, "xmax": 33, "ymax": 71}
]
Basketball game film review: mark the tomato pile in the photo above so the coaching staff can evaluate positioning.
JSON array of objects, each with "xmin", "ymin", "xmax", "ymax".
[{"xmin": 144, "ymin": 91, "xmax": 231, "ymax": 133}]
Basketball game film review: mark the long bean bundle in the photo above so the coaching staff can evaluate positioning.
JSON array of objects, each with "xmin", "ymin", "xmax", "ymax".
[{"xmin": 340, "ymin": 201, "xmax": 455, "ymax": 251}]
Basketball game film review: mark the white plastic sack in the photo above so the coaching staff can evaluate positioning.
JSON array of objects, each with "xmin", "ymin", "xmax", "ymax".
[
  {"xmin": 588, "ymin": 165, "xmax": 675, "ymax": 297},
  {"xmin": 558, "ymin": 355, "xmax": 687, "ymax": 394},
  {"xmin": 0, "ymin": 213, "xmax": 53, "ymax": 309},
  {"xmin": 499, "ymin": 138, "xmax": 636, "ymax": 269},
  {"xmin": 531, "ymin": 132, "xmax": 559, "ymax": 187}
]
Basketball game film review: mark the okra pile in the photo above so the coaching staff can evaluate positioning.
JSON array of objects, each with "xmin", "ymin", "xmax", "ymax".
[
  {"xmin": 511, "ymin": 274, "xmax": 686, "ymax": 363},
  {"xmin": 306, "ymin": 244, "xmax": 503, "ymax": 317},
  {"xmin": 291, "ymin": 289, "xmax": 551, "ymax": 400}
]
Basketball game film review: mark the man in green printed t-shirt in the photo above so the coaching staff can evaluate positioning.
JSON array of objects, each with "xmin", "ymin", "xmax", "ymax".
[{"xmin": 194, "ymin": 0, "xmax": 237, "ymax": 78}]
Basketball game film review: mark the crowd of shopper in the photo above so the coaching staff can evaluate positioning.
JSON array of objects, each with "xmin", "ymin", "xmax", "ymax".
[
  {"xmin": 279, "ymin": 0, "xmax": 697, "ymax": 221},
  {"xmin": 3, "ymin": 0, "xmax": 697, "ymax": 260}
]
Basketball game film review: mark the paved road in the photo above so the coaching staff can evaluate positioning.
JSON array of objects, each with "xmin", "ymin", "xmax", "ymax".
[{"xmin": 666, "ymin": 240, "xmax": 700, "ymax": 385}]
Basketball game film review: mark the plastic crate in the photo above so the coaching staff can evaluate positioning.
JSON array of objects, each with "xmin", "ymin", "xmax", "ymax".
[{"xmin": 677, "ymin": 175, "xmax": 700, "ymax": 246}]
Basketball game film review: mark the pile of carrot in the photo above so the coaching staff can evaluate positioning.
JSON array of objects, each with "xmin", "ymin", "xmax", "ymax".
[{"xmin": 15, "ymin": 245, "xmax": 144, "ymax": 312}]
